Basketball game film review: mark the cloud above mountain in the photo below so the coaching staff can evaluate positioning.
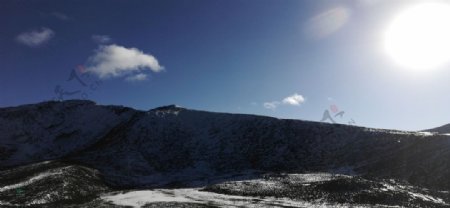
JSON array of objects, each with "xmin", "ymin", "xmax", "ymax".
[
  {"xmin": 263, "ymin": 101, "xmax": 280, "ymax": 110},
  {"xmin": 282, "ymin": 93, "xmax": 305, "ymax": 105},
  {"xmin": 16, "ymin": 27, "xmax": 54, "ymax": 47},
  {"xmin": 264, "ymin": 93, "xmax": 306, "ymax": 109},
  {"xmin": 85, "ymin": 44, "xmax": 163, "ymax": 80}
]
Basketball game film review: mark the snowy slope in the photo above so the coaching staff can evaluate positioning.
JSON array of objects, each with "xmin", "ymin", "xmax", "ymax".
[
  {"xmin": 0, "ymin": 161, "xmax": 110, "ymax": 207},
  {"xmin": 2, "ymin": 163, "xmax": 448, "ymax": 207}
]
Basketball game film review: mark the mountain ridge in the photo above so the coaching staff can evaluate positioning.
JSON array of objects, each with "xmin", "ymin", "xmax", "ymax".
[
  {"xmin": 2, "ymin": 100, "xmax": 450, "ymax": 207},
  {"xmin": 425, "ymin": 123, "xmax": 450, "ymax": 134},
  {"xmin": 1, "ymin": 100, "xmax": 450, "ymax": 190}
]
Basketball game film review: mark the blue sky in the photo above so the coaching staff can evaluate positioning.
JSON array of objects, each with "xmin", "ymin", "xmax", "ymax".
[{"xmin": 2, "ymin": 0, "xmax": 450, "ymax": 131}]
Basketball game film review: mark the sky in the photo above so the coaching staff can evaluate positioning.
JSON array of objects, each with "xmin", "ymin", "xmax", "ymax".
[{"xmin": 2, "ymin": 0, "xmax": 450, "ymax": 131}]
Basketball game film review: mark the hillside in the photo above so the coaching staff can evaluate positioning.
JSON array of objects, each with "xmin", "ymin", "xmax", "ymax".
[
  {"xmin": 1, "ymin": 100, "xmax": 450, "ymax": 207},
  {"xmin": 425, "ymin": 124, "xmax": 450, "ymax": 134}
]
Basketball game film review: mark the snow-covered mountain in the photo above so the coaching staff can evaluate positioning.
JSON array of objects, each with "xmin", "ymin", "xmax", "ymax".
[{"xmin": 1, "ymin": 100, "xmax": 450, "ymax": 207}]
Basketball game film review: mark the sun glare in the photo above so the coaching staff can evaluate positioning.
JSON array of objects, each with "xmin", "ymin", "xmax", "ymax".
[{"xmin": 384, "ymin": 3, "xmax": 450, "ymax": 70}]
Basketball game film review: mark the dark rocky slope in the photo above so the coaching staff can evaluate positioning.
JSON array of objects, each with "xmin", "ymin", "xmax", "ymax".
[{"xmin": 0, "ymin": 100, "xmax": 449, "ymax": 192}]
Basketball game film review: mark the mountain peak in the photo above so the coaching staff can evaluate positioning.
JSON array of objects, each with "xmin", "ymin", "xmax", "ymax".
[
  {"xmin": 150, "ymin": 104, "xmax": 186, "ymax": 111},
  {"xmin": 424, "ymin": 123, "xmax": 450, "ymax": 134}
]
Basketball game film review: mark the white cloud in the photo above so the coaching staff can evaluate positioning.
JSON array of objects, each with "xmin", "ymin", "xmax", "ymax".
[
  {"xmin": 85, "ymin": 44, "xmax": 163, "ymax": 80},
  {"xmin": 263, "ymin": 101, "xmax": 280, "ymax": 110},
  {"xmin": 125, "ymin": 73, "xmax": 148, "ymax": 82},
  {"xmin": 16, "ymin": 27, "xmax": 54, "ymax": 47},
  {"xmin": 264, "ymin": 93, "xmax": 306, "ymax": 110},
  {"xmin": 304, "ymin": 6, "xmax": 350, "ymax": 39},
  {"xmin": 282, "ymin": 93, "xmax": 305, "ymax": 106},
  {"xmin": 92, "ymin": 35, "xmax": 112, "ymax": 44}
]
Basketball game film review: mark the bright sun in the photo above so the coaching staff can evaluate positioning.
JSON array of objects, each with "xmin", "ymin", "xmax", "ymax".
[{"xmin": 384, "ymin": 3, "xmax": 450, "ymax": 70}]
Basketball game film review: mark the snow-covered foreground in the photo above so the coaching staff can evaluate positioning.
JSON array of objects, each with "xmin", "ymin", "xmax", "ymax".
[
  {"xmin": 1, "ymin": 164, "xmax": 448, "ymax": 207},
  {"xmin": 100, "ymin": 173, "xmax": 382, "ymax": 208},
  {"xmin": 100, "ymin": 173, "xmax": 449, "ymax": 208},
  {"xmin": 100, "ymin": 174, "xmax": 327, "ymax": 207},
  {"xmin": 101, "ymin": 188, "xmax": 348, "ymax": 208}
]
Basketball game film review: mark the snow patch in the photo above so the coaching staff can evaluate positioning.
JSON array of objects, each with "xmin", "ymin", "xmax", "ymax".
[
  {"xmin": 101, "ymin": 188, "xmax": 351, "ymax": 208},
  {"xmin": 0, "ymin": 170, "xmax": 63, "ymax": 192}
]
